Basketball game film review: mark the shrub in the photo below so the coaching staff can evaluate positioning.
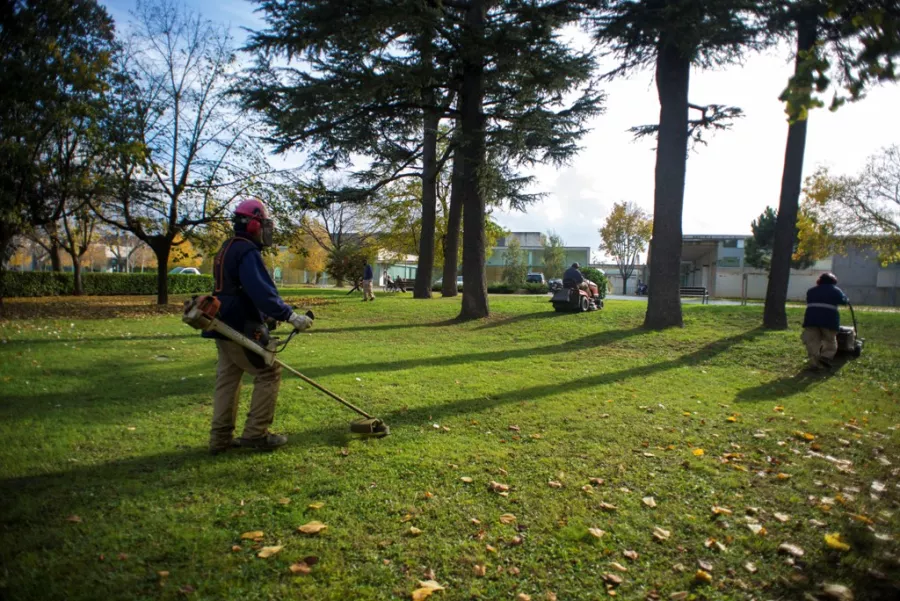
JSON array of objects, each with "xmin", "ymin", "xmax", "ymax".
[
  {"xmin": 2, "ymin": 271, "xmax": 212, "ymax": 297},
  {"xmin": 523, "ymin": 282, "xmax": 549, "ymax": 294},
  {"xmin": 487, "ymin": 282, "xmax": 516, "ymax": 294}
]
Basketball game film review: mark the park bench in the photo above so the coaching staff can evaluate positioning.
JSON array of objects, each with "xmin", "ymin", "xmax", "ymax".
[
  {"xmin": 679, "ymin": 286, "xmax": 709, "ymax": 304},
  {"xmin": 384, "ymin": 278, "xmax": 412, "ymax": 292}
]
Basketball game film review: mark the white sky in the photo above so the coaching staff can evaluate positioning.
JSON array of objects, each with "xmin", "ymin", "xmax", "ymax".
[{"xmin": 102, "ymin": 0, "xmax": 900, "ymax": 260}]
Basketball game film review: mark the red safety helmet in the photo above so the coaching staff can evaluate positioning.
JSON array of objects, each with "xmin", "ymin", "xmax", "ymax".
[{"xmin": 233, "ymin": 198, "xmax": 273, "ymax": 245}]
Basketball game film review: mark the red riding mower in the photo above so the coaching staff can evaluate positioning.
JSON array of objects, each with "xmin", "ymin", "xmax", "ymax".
[{"xmin": 550, "ymin": 279, "xmax": 604, "ymax": 313}]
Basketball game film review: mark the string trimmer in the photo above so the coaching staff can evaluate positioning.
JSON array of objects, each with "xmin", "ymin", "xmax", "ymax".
[{"xmin": 182, "ymin": 295, "xmax": 389, "ymax": 438}]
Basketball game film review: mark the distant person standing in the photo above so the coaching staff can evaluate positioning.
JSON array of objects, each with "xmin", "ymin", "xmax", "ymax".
[
  {"xmin": 362, "ymin": 261, "xmax": 375, "ymax": 301},
  {"xmin": 802, "ymin": 272, "xmax": 848, "ymax": 371}
]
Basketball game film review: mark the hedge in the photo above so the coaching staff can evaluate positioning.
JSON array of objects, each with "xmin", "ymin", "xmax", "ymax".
[
  {"xmin": 523, "ymin": 282, "xmax": 549, "ymax": 294},
  {"xmin": 1, "ymin": 271, "xmax": 214, "ymax": 297},
  {"xmin": 487, "ymin": 283, "xmax": 517, "ymax": 294}
]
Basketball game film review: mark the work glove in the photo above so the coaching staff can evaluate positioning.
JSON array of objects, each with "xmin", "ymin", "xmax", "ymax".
[{"xmin": 288, "ymin": 310, "xmax": 314, "ymax": 332}]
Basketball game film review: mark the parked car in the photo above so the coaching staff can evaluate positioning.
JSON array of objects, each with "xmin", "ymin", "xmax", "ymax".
[
  {"xmin": 548, "ymin": 278, "xmax": 563, "ymax": 292},
  {"xmin": 434, "ymin": 276, "xmax": 464, "ymax": 290},
  {"xmin": 526, "ymin": 273, "xmax": 545, "ymax": 284},
  {"xmin": 169, "ymin": 266, "xmax": 201, "ymax": 275}
]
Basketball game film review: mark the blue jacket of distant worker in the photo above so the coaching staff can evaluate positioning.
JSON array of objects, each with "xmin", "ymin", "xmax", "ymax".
[
  {"xmin": 363, "ymin": 264, "xmax": 373, "ymax": 280},
  {"xmin": 563, "ymin": 265, "xmax": 584, "ymax": 286},
  {"xmin": 202, "ymin": 236, "xmax": 293, "ymax": 340},
  {"xmin": 802, "ymin": 282, "xmax": 848, "ymax": 331}
]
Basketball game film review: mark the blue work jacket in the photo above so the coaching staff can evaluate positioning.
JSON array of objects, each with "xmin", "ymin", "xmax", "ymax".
[{"xmin": 802, "ymin": 283, "xmax": 848, "ymax": 331}]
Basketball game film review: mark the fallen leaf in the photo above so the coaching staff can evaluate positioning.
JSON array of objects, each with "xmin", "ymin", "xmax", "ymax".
[
  {"xmin": 698, "ymin": 560, "xmax": 713, "ymax": 571},
  {"xmin": 66, "ymin": 515, "xmax": 82, "ymax": 523},
  {"xmin": 670, "ymin": 593, "xmax": 688, "ymax": 601},
  {"xmin": 158, "ymin": 570, "xmax": 170, "ymax": 578},
  {"xmin": 711, "ymin": 506, "xmax": 732, "ymax": 516},
  {"xmin": 694, "ymin": 569, "xmax": 712, "ymax": 583},
  {"xmin": 793, "ymin": 430, "xmax": 816, "ymax": 441},
  {"xmin": 747, "ymin": 523, "xmax": 767, "ymax": 536},
  {"xmin": 289, "ymin": 562, "xmax": 311, "ymax": 575},
  {"xmin": 516, "ymin": 595, "xmax": 531, "ymax": 601},
  {"xmin": 423, "ymin": 491, "xmax": 434, "ymax": 499},
  {"xmin": 820, "ymin": 583, "xmax": 854, "ymax": 601},
  {"xmin": 470, "ymin": 518, "xmax": 481, "ymax": 525},
  {"xmin": 473, "ymin": 564, "xmax": 486, "ymax": 577},
  {"xmin": 231, "ymin": 545, "xmax": 242, "ymax": 552},
  {"xmin": 460, "ymin": 477, "xmax": 473, "ymax": 483},
  {"xmin": 726, "ymin": 416, "xmax": 737, "ymax": 423},
  {"xmin": 582, "ymin": 485, "xmax": 594, "ymax": 494},
  {"xmin": 530, "ymin": 433, "xmax": 542, "ymax": 439},
  {"xmin": 489, "ymin": 481, "xmax": 510, "ymax": 493},
  {"xmin": 776, "ymin": 473, "xmax": 792, "ymax": 480},
  {"xmin": 509, "ymin": 425, "xmax": 521, "ymax": 432},
  {"xmin": 642, "ymin": 496, "xmax": 657, "ymax": 508},
  {"xmin": 277, "ymin": 498, "xmax": 291, "ymax": 506},
  {"xmin": 774, "ymin": 512, "xmax": 790, "ymax": 523},
  {"xmin": 499, "ymin": 514, "xmax": 517, "ymax": 525},
  {"xmin": 692, "ymin": 449, "xmax": 705, "ymax": 457},
  {"xmin": 409, "ymin": 527, "xmax": 423, "ymax": 536},
  {"xmin": 810, "ymin": 519, "xmax": 827, "ymax": 528},
  {"xmin": 508, "ymin": 535, "xmax": 524, "ymax": 546},
  {"xmin": 297, "ymin": 521, "xmax": 328, "ymax": 535},
  {"xmin": 589, "ymin": 528, "xmax": 606, "ymax": 539},
  {"xmin": 850, "ymin": 513, "xmax": 874, "ymax": 525},
  {"xmin": 744, "ymin": 562, "xmax": 757, "ymax": 574},
  {"xmin": 548, "ymin": 480, "xmax": 563, "ymax": 488},
  {"xmin": 778, "ymin": 543, "xmax": 805, "ymax": 557},
  {"xmin": 871, "ymin": 481, "xmax": 886, "ymax": 493},
  {"xmin": 824, "ymin": 533, "xmax": 851, "ymax": 551},
  {"xmin": 599, "ymin": 502, "xmax": 617, "ymax": 511},
  {"xmin": 546, "ymin": 593, "xmax": 557, "ymax": 601},
  {"xmin": 652, "ymin": 527, "xmax": 671, "ymax": 541},
  {"xmin": 774, "ymin": 406, "xmax": 784, "ymax": 412},
  {"xmin": 623, "ymin": 550, "xmax": 639, "ymax": 561},
  {"xmin": 424, "ymin": 568, "xmax": 435, "ymax": 580},
  {"xmin": 257, "ymin": 545, "xmax": 283, "ymax": 559},
  {"xmin": 307, "ymin": 502, "xmax": 324, "ymax": 510},
  {"xmin": 486, "ymin": 544, "xmax": 497, "ymax": 553},
  {"xmin": 610, "ymin": 562, "xmax": 628, "ymax": 572},
  {"xmin": 509, "ymin": 567, "xmax": 520, "ymax": 575},
  {"xmin": 589, "ymin": 478, "xmax": 605, "ymax": 485},
  {"xmin": 418, "ymin": 580, "xmax": 445, "ymax": 591},
  {"xmin": 178, "ymin": 585, "xmax": 195, "ymax": 595},
  {"xmin": 241, "ymin": 531, "xmax": 264, "ymax": 540},
  {"xmin": 411, "ymin": 588, "xmax": 438, "ymax": 601},
  {"xmin": 603, "ymin": 573, "xmax": 623, "ymax": 585}
]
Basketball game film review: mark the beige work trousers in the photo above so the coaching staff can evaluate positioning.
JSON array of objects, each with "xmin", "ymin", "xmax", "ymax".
[
  {"xmin": 363, "ymin": 279, "xmax": 374, "ymax": 300},
  {"xmin": 801, "ymin": 327, "xmax": 838, "ymax": 367},
  {"xmin": 210, "ymin": 339, "xmax": 282, "ymax": 449}
]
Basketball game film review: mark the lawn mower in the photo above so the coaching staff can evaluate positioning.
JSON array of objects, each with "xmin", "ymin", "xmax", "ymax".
[
  {"xmin": 837, "ymin": 302, "xmax": 864, "ymax": 358},
  {"xmin": 182, "ymin": 295, "xmax": 390, "ymax": 438},
  {"xmin": 550, "ymin": 279, "xmax": 604, "ymax": 313}
]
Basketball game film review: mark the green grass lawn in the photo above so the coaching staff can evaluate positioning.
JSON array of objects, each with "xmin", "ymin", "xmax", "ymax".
[{"xmin": 1, "ymin": 291, "xmax": 898, "ymax": 601}]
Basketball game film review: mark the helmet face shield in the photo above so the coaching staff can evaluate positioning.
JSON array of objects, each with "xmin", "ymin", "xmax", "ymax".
[{"xmin": 260, "ymin": 218, "xmax": 275, "ymax": 247}]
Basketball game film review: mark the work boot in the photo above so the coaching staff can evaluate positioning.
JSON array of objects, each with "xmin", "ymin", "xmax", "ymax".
[
  {"xmin": 819, "ymin": 357, "xmax": 834, "ymax": 370},
  {"xmin": 238, "ymin": 432, "xmax": 288, "ymax": 451},
  {"xmin": 209, "ymin": 439, "xmax": 240, "ymax": 456}
]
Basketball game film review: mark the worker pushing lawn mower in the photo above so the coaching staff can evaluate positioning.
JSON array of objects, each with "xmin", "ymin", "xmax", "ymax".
[
  {"xmin": 801, "ymin": 272, "xmax": 863, "ymax": 372},
  {"xmin": 183, "ymin": 198, "xmax": 388, "ymax": 455}
]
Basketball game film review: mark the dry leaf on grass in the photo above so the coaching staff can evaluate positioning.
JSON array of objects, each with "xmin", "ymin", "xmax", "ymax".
[
  {"xmin": 609, "ymin": 562, "xmax": 628, "ymax": 572},
  {"xmin": 231, "ymin": 545, "xmax": 242, "ymax": 552},
  {"xmin": 711, "ymin": 506, "xmax": 732, "ymax": 516},
  {"xmin": 589, "ymin": 528, "xmax": 606, "ymax": 539},
  {"xmin": 516, "ymin": 595, "xmax": 531, "ymax": 601},
  {"xmin": 824, "ymin": 533, "xmax": 851, "ymax": 551},
  {"xmin": 473, "ymin": 564, "xmax": 486, "ymax": 577},
  {"xmin": 871, "ymin": 481, "xmax": 886, "ymax": 493},
  {"xmin": 603, "ymin": 573, "xmax": 623, "ymax": 585},
  {"xmin": 642, "ymin": 496, "xmax": 657, "ymax": 508},
  {"xmin": 486, "ymin": 545, "xmax": 497, "ymax": 554},
  {"xmin": 418, "ymin": 580, "xmax": 444, "ymax": 591},
  {"xmin": 257, "ymin": 545, "xmax": 283, "ymax": 559},
  {"xmin": 744, "ymin": 562, "xmax": 757, "ymax": 573},
  {"xmin": 590, "ymin": 478, "xmax": 605, "ymax": 485},
  {"xmin": 747, "ymin": 523, "xmax": 767, "ymax": 536},
  {"xmin": 409, "ymin": 527, "xmax": 423, "ymax": 536},
  {"xmin": 794, "ymin": 431, "xmax": 816, "ymax": 441},
  {"xmin": 698, "ymin": 560, "xmax": 713, "ymax": 572},
  {"xmin": 652, "ymin": 527, "xmax": 671, "ymax": 541},
  {"xmin": 289, "ymin": 562, "xmax": 311, "ymax": 575},
  {"xmin": 600, "ymin": 502, "xmax": 617, "ymax": 511},
  {"xmin": 778, "ymin": 543, "xmax": 805, "ymax": 557},
  {"xmin": 777, "ymin": 473, "xmax": 792, "ymax": 480},
  {"xmin": 546, "ymin": 592, "xmax": 557, "ymax": 601},
  {"xmin": 470, "ymin": 518, "xmax": 481, "ymax": 525},
  {"xmin": 582, "ymin": 485, "xmax": 594, "ymax": 494},
  {"xmin": 670, "ymin": 593, "xmax": 688, "ymax": 601},
  {"xmin": 460, "ymin": 477, "xmax": 473, "ymax": 483},
  {"xmin": 489, "ymin": 481, "xmax": 510, "ymax": 493},
  {"xmin": 241, "ymin": 531, "xmax": 264, "ymax": 540},
  {"xmin": 820, "ymin": 584, "xmax": 853, "ymax": 601},
  {"xmin": 623, "ymin": 550, "xmax": 639, "ymax": 561},
  {"xmin": 774, "ymin": 512, "xmax": 790, "ymax": 523},
  {"xmin": 277, "ymin": 498, "xmax": 291, "ymax": 505},
  {"xmin": 157, "ymin": 571, "xmax": 170, "ymax": 578},
  {"xmin": 499, "ymin": 514, "xmax": 517, "ymax": 524},
  {"xmin": 694, "ymin": 569, "xmax": 712, "ymax": 583},
  {"xmin": 307, "ymin": 502, "xmax": 324, "ymax": 510},
  {"xmin": 548, "ymin": 480, "xmax": 563, "ymax": 488},
  {"xmin": 66, "ymin": 515, "xmax": 82, "ymax": 523},
  {"xmin": 692, "ymin": 449, "xmax": 705, "ymax": 456},
  {"xmin": 297, "ymin": 521, "xmax": 328, "ymax": 535},
  {"xmin": 509, "ymin": 425, "xmax": 521, "ymax": 432}
]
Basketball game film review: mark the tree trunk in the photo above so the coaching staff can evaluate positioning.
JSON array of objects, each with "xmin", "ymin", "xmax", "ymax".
[
  {"xmin": 458, "ymin": 0, "xmax": 488, "ymax": 320},
  {"xmin": 49, "ymin": 240, "xmax": 62, "ymax": 272},
  {"xmin": 442, "ymin": 145, "xmax": 464, "ymax": 297},
  {"xmin": 72, "ymin": 258, "xmax": 84, "ymax": 296},
  {"xmin": 152, "ymin": 240, "xmax": 171, "ymax": 305},
  {"xmin": 644, "ymin": 36, "xmax": 691, "ymax": 330},
  {"xmin": 622, "ymin": 273, "xmax": 628, "ymax": 296},
  {"xmin": 763, "ymin": 19, "xmax": 817, "ymax": 330},
  {"xmin": 414, "ymin": 108, "xmax": 440, "ymax": 299}
]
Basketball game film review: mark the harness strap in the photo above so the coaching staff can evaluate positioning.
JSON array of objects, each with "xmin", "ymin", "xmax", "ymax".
[{"xmin": 214, "ymin": 236, "xmax": 255, "ymax": 294}]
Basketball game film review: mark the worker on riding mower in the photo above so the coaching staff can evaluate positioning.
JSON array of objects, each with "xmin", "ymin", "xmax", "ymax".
[
  {"xmin": 563, "ymin": 262, "xmax": 589, "ymax": 292},
  {"xmin": 802, "ymin": 272, "xmax": 848, "ymax": 371},
  {"xmin": 204, "ymin": 199, "xmax": 313, "ymax": 455}
]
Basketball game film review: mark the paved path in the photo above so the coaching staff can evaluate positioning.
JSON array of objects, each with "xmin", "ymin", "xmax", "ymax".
[{"xmin": 606, "ymin": 294, "xmax": 760, "ymax": 306}]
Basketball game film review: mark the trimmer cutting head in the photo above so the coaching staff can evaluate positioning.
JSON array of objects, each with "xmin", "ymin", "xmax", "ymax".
[{"xmin": 350, "ymin": 418, "xmax": 390, "ymax": 438}]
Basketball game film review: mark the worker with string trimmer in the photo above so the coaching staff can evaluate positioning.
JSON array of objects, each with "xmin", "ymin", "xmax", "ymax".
[{"xmin": 202, "ymin": 199, "xmax": 313, "ymax": 454}]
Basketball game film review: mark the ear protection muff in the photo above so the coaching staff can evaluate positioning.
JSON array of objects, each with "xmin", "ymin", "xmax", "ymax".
[{"xmin": 245, "ymin": 216, "xmax": 261, "ymax": 238}]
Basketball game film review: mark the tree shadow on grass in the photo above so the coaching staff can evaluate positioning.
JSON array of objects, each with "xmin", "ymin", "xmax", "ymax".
[
  {"xmin": 472, "ymin": 310, "xmax": 563, "ymax": 331},
  {"xmin": 4, "ymin": 333, "xmax": 197, "ymax": 346},
  {"xmin": 378, "ymin": 327, "xmax": 768, "ymax": 429},
  {"xmin": 734, "ymin": 355, "xmax": 851, "ymax": 403}
]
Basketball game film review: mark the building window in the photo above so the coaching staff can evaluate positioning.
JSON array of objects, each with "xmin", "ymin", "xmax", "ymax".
[
  {"xmin": 722, "ymin": 239, "xmax": 738, "ymax": 248},
  {"xmin": 496, "ymin": 237, "xmax": 506, "ymax": 247}
]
